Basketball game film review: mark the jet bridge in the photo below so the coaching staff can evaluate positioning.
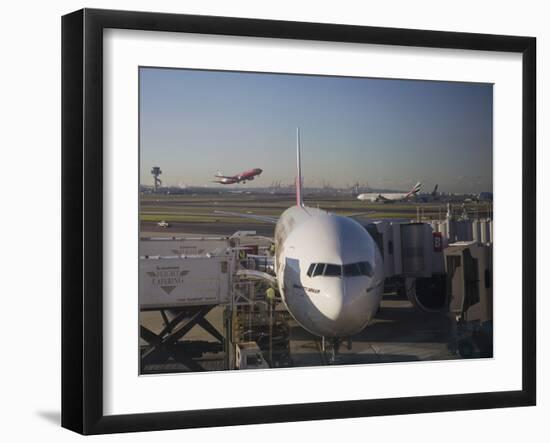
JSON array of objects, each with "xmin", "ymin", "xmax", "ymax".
[
  {"xmin": 365, "ymin": 220, "xmax": 447, "ymax": 313},
  {"xmin": 366, "ymin": 220, "xmax": 445, "ymax": 279},
  {"xmin": 364, "ymin": 221, "xmax": 493, "ymax": 357},
  {"xmin": 445, "ymin": 241, "xmax": 493, "ymax": 358}
]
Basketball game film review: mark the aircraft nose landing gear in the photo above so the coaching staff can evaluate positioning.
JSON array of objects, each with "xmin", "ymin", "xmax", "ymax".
[{"xmin": 320, "ymin": 337, "xmax": 344, "ymax": 364}]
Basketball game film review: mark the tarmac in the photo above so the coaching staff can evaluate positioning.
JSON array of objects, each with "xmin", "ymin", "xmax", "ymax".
[
  {"xmin": 138, "ymin": 193, "xmax": 488, "ymax": 373},
  {"xmin": 140, "ymin": 291, "xmax": 459, "ymax": 374}
]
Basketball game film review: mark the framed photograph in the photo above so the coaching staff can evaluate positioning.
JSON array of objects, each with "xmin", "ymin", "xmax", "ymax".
[{"xmin": 62, "ymin": 8, "xmax": 536, "ymax": 435}]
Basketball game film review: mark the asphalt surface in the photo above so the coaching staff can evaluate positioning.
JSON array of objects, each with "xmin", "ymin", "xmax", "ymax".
[
  {"xmin": 138, "ymin": 193, "xmax": 491, "ymax": 373},
  {"xmin": 140, "ymin": 293, "xmax": 460, "ymax": 374},
  {"xmin": 140, "ymin": 192, "xmax": 492, "ymax": 237}
]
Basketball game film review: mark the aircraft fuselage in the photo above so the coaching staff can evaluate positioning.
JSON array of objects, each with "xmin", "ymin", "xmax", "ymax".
[{"xmin": 274, "ymin": 205, "xmax": 384, "ymax": 338}]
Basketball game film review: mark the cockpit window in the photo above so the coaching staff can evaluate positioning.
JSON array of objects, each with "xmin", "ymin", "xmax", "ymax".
[
  {"xmin": 324, "ymin": 264, "xmax": 341, "ymax": 277},
  {"xmin": 308, "ymin": 261, "xmax": 374, "ymax": 278},
  {"xmin": 343, "ymin": 263, "xmax": 361, "ymax": 277},
  {"xmin": 358, "ymin": 261, "xmax": 374, "ymax": 277},
  {"xmin": 313, "ymin": 263, "xmax": 325, "ymax": 277}
]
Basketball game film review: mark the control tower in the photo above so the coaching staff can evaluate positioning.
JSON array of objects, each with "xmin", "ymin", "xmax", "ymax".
[{"xmin": 151, "ymin": 166, "xmax": 162, "ymax": 193}]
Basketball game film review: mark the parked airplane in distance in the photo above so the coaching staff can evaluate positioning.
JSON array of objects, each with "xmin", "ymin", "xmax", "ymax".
[
  {"xmin": 213, "ymin": 168, "xmax": 263, "ymax": 184},
  {"xmin": 416, "ymin": 184, "xmax": 440, "ymax": 202},
  {"xmin": 356, "ymin": 182, "xmax": 422, "ymax": 203},
  {"xmin": 216, "ymin": 129, "xmax": 384, "ymax": 357}
]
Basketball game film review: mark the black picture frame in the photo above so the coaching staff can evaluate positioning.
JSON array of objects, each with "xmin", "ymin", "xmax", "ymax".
[{"xmin": 62, "ymin": 8, "xmax": 536, "ymax": 435}]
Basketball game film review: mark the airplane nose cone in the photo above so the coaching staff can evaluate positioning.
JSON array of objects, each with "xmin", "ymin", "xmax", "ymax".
[
  {"xmin": 338, "ymin": 279, "xmax": 377, "ymax": 335},
  {"xmin": 311, "ymin": 279, "xmax": 344, "ymax": 321},
  {"xmin": 308, "ymin": 278, "xmax": 380, "ymax": 337}
]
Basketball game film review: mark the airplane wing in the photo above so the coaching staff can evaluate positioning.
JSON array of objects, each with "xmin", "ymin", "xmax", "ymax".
[
  {"xmin": 214, "ymin": 210, "xmax": 278, "ymax": 224},
  {"xmin": 214, "ymin": 171, "xmax": 237, "ymax": 179}
]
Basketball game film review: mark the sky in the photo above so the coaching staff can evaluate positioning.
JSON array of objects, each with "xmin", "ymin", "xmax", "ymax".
[{"xmin": 139, "ymin": 67, "xmax": 493, "ymax": 193}]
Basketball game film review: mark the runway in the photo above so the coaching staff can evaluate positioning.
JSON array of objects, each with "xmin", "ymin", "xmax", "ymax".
[{"xmin": 140, "ymin": 192, "xmax": 492, "ymax": 236}]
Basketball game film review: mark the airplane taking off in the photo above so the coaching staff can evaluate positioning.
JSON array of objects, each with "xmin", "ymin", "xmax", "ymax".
[
  {"xmin": 356, "ymin": 182, "xmax": 422, "ymax": 203},
  {"xmin": 213, "ymin": 168, "xmax": 263, "ymax": 184},
  {"xmin": 216, "ymin": 129, "xmax": 384, "ymax": 352}
]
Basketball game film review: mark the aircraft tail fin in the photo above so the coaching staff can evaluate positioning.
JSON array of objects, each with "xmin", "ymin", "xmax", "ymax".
[
  {"xmin": 405, "ymin": 181, "xmax": 422, "ymax": 198},
  {"xmin": 296, "ymin": 128, "xmax": 304, "ymax": 207},
  {"xmin": 432, "ymin": 184, "xmax": 438, "ymax": 196}
]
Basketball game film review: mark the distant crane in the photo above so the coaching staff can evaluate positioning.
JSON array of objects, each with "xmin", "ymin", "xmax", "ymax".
[{"xmin": 151, "ymin": 166, "xmax": 162, "ymax": 192}]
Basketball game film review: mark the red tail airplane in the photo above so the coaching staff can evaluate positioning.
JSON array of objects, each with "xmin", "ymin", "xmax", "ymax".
[{"xmin": 213, "ymin": 168, "xmax": 263, "ymax": 184}]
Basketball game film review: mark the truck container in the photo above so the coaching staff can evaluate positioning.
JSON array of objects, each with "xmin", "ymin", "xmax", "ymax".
[
  {"xmin": 140, "ymin": 255, "xmax": 233, "ymax": 309},
  {"xmin": 140, "ymin": 236, "xmax": 234, "ymax": 257}
]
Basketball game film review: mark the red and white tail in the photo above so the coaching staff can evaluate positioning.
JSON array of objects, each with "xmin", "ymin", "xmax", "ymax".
[
  {"xmin": 405, "ymin": 182, "xmax": 422, "ymax": 198},
  {"xmin": 296, "ymin": 128, "xmax": 304, "ymax": 207}
]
